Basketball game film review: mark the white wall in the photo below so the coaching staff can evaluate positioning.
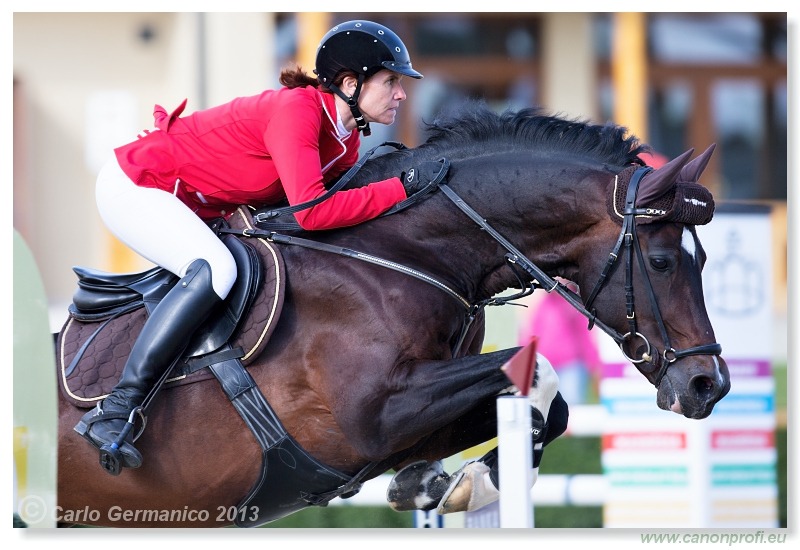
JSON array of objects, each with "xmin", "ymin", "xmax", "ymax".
[{"xmin": 13, "ymin": 13, "xmax": 275, "ymax": 326}]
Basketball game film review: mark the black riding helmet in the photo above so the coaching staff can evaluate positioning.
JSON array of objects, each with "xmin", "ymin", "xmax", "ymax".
[{"xmin": 314, "ymin": 20, "xmax": 423, "ymax": 136}]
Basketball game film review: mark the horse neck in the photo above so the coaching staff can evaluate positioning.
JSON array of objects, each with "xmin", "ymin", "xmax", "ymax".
[{"xmin": 394, "ymin": 157, "xmax": 614, "ymax": 300}]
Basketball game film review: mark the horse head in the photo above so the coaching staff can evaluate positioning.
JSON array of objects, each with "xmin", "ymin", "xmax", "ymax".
[{"xmin": 574, "ymin": 144, "xmax": 730, "ymax": 418}]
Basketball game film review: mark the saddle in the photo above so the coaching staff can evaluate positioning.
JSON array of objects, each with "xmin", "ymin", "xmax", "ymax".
[{"xmin": 57, "ymin": 206, "xmax": 286, "ymax": 407}]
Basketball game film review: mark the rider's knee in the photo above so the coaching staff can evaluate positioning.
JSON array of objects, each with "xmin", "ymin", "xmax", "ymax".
[{"xmin": 194, "ymin": 247, "xmax": 238, "ymax": 300}]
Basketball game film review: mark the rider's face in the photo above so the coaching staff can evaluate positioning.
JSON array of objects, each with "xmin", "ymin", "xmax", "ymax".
[{"xmin": 355, "ymin": 70, "xmax": 406, "ymax": 126}]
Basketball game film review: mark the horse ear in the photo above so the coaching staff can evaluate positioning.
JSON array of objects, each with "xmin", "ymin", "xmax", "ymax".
[
  {"xmin": 679, "ymin": 143, "xmax": 716, "ymax": 183},
  {"xmin": 636, "ymin": 148, "xmax": 694, "ymax": 206}
]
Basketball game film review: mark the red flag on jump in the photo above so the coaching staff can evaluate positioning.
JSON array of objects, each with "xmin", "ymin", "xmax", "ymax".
[{"xmin": 501, "ymin": 336, "xmax": 538, "ymax": 397}]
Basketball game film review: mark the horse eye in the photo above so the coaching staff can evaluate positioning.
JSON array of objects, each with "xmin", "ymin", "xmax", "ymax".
[{"xmin": 650, "ymin": 257, "xmax": 669, "ymax": 271}]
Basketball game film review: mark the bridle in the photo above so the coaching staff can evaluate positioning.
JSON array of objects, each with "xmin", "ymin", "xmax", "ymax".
[
  {"xmin": 241, "ymin": 146, "xmax": 722, "ymax": 388},
  {"xmin": 560, "ymin": 167, "xmax": 721, "ymax": 387},
  {"xmin": 438, "ymin": 165, "xmax": 721, "ymax": 388}
]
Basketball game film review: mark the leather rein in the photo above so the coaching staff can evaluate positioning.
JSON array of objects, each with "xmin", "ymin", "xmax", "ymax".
[{"xmin": 221, "ymin": 145, "xmax": 721, "ymax": 388}]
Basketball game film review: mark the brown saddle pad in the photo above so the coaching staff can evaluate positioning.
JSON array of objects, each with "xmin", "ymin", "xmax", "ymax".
[{"xmin": 57, "ymin": 206, "xmax": 285, "ymax": 408}]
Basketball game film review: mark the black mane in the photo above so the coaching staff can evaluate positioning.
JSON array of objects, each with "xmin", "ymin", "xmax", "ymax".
[{"xmin": 357, "ymin": 100, "xmax": 649, "ymax": 182}]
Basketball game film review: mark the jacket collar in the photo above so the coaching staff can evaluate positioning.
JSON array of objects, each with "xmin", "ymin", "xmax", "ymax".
[{"xmin": 320, "ymin": 91, "xmax": 352, "ymax": 139}]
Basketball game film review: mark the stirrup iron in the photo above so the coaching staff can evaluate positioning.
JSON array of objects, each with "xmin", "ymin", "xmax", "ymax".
[{"xmin": 98, "ymin": 407, "xmax": 144, "ymax": 476}]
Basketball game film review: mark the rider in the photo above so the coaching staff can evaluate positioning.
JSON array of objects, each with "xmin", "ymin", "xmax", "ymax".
[{"xmin": 75, "ymin": 19, "xmax": 441, "ymax": 471}]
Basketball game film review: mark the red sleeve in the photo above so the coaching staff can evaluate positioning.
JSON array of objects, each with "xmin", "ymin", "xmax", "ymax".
[{"xmin": 263, "ymin": 94, "xmax": 406, "ymax": 231}]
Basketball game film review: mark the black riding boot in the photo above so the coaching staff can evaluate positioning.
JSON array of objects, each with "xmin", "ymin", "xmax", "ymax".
[{"xmin": 74, "ymin": 259, "xmax": 223, "ymax": 472}]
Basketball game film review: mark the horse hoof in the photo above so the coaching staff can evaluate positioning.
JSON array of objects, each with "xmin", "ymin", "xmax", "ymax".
[
  {"xmin": 436, "ymin": 461, "xmax": 497, "ymax": 514},
  {"xmin": 386, "ymin": 460, "xmax": 450, "ymax": 511}
]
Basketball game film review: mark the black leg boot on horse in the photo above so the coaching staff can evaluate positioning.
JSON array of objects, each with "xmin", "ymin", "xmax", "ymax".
[{"xmin": 74, "ymin": 259, "xmax": 223, "ymax": 475}]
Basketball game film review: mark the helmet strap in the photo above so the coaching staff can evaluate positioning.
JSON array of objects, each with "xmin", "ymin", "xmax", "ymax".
[{"xmin": 329, "ymin": 74, "xmax": 371, "ymax": 136}]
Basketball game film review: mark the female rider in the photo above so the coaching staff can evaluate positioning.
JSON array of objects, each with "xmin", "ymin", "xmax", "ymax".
[{"xmin": 75, "ymin": 20, "xmax": 438, "ymax": 472}]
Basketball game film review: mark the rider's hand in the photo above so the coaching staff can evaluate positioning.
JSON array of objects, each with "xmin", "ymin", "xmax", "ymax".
[{"xmin": 399, "ymin": 161, "xmax": 445, "ymax": 196}]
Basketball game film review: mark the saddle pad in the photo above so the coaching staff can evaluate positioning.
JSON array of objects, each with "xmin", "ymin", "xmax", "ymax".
[{"xmin": 57, "ymin": 206, "xmax": 286, "ymax": 408}]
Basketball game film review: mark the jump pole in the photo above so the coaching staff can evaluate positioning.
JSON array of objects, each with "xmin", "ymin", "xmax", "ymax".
[{"xmin": 497, "ymin": 337, "xmax": 538, "ymax": 528}]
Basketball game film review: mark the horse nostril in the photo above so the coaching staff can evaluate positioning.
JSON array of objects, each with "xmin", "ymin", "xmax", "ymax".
[{"xmin": 692, "ymin": 375, "xmax": 715, "ymax": 397}]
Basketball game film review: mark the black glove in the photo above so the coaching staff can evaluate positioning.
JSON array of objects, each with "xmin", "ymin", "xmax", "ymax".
[{"xmin": 400, "ymin": 161, "xmax": 446, "ymax": 196}]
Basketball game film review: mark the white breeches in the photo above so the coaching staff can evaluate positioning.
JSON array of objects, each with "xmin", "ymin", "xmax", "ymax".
[{"xmin": 95, "ymin": 157, "xmax": 237, "ymax": 300}]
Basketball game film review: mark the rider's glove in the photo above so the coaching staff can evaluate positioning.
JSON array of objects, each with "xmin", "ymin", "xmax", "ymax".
[{"xmin": 399, "ymin": 161, "xmax": 445, "ymax": 196}]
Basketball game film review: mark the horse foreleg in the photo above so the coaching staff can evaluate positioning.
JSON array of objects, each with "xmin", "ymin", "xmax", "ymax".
[
  {"xmin": 334, "ymin": 348, "xmax": 518, "ymax": 463},
  {"xmin": 382, "ymin": 353, "xmax": 565, "ymax": 513},
  {"xmin": 435, "ymin": 353, "xmax": 563, "ymax": 514},
  {"xmin": 383, "ymin": 390, "xmax": 500, "ymax": 512}
]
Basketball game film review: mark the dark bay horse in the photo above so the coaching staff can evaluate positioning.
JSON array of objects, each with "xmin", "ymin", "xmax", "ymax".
[{"xmin": 55, "ymin": 103, "xmax": 729, "ymax": 527}]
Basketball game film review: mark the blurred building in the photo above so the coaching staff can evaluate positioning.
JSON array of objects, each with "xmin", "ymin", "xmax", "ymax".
[{"xmin": 12, "ymin": 12, "xmax": 787, "ymax": 356}]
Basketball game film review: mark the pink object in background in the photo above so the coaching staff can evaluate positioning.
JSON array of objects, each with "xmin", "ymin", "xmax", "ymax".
[{"xmin": 518, "ymin": 291, "xmax": 602, "ymax": 404}]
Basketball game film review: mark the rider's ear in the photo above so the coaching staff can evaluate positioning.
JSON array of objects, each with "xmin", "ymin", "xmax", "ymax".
[{"xmin": 341, "ymin": 75, "xmax": 358, "ymax": 96}]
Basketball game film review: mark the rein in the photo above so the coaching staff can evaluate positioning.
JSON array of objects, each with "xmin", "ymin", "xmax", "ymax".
[
  {"xmin": 229, "ymin": 145, "xmax": 721, "ymax": 387},
  {"xmin": 214, "ymin": 157, "xmax": 533, "ymax": 357},
  {"xmin": 227, "ymin": 146, "xmax": 525, "ymax": 357},
  {"xmin": 442, "ymin": 168, "xmax": 720, "ymax": 387}
]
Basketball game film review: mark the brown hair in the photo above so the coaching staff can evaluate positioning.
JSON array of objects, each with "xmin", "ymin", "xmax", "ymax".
[
  {"xmin": 279, "ymin": 63, "xmax": 359, "ymax": 92},
  {"xmin": 279, "ymin": 64, "xmax": 319, "ymax": 89}
]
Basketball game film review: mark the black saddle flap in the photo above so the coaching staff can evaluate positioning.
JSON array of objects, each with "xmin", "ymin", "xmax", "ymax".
[
  {"xmin": 72, "ymin": 266, "xmax": 176, "ymax": 313},
  {"xmin": 186, "ymin": 234, "xmax": 263, "ymax": 356}
]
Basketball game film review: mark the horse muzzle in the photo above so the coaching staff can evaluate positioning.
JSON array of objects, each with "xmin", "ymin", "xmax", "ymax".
[{"xmin": 655, "ymin": 355, "xmax": 731, "ymax": 419}]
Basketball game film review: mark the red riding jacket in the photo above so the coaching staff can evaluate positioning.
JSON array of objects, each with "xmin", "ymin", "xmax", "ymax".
[{"xmin": 114, "ymin": 86, "xmax": 406, "ymax": 229}]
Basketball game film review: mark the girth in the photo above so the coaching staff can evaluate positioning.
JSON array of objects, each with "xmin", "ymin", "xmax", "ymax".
[{"xmin": 205, "ymin": 349, "xmax": 363, "ymax": 527}]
